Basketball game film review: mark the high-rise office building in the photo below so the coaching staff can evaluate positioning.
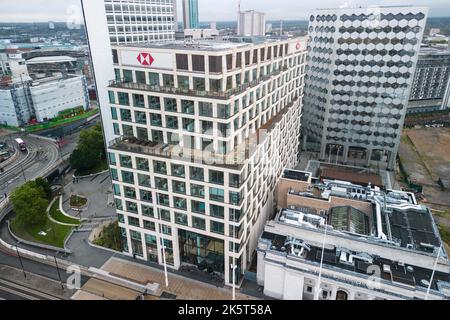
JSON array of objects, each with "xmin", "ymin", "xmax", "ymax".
[
  {"xmin": 182, "ymin": 0, "xmax": 199, "ymax": 29},
  {"xmin": 106, "ymin": 37, "xmax": 307, "ymax": 286},
  {"xmin": 301, "ymin": 6, "xmax": 428, "ymax": 170},
  {"xmin": 407, "ymin": 47, "xmax": 450, "ymax": 114},
  {"xmin": 237, "ymin": 10, "xmax": 266, "ymax": 37},
  {"xmin": 81, "ymin": 0, "xmax": 178, "ymax": 145}
]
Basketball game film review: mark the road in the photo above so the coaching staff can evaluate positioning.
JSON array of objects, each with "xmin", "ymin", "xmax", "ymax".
[{"xmin": 0, "ymin": 135, "xmax": 60, "ymax": 197}]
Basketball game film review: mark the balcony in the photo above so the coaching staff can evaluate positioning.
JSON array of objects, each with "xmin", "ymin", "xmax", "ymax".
[{"xmin": 108, "ymin": 69, "xmax": 283, "ymax": 101}]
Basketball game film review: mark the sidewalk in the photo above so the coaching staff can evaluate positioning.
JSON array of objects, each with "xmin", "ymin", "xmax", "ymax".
[
  {"xmin": 100, "ymin": 257, "xmax": 257, "ymax": 300},
  {"xmin": 62, "ymin": 171, "xmax": 114, "ymax": 219}
]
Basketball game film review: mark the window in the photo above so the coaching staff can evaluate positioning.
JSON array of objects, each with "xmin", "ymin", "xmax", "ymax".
[
  {"xmin": 217, "ymin": 104, "xmax": 230, "ymax": 119},
  {"xmin": 136, "ymin": 158, "xmax": 149, "ymax": 171},
  {"xmin": 142, "ymin": 205, "xmax": 154, "ymax": 217},
  {"xmin": 209, "ymin": 170, "xmax": 224, "ymax": 185},
  {"xmin": 245, "ymin": 51, "xmax": 251, "ymax": 65},
  {"xmin": 115, "ymin": 199, "xmax": 123, "ymax": 210},
  {"xmin": 120, "ymin": 155, "xmax": 132, "ymax": 168},
  {"xmin": 155, "ymin": 177, "xmax": 168, "ymax": 191},
  {"xmin": 123, "ymin": 69, "xmax": 133, "ymax": 82},
  {"xmin": 134, "ymin": 111, "xmax": 147, "ymax": 125},
  {"xmin": 113, "ymin": 184, "xmax": 121, "ymax": 196},
  {"xmin": 157, "ymin": 194, "xmax": 170, "ymax": 207},
  {"xmin": 229, "ymin": 173, "xmax": 241, "ymax": 188},
  {"xmin": 193, "ymin": 77, "xmax": 205, "ymax": 91},
  {"xmin": 126, "ymin": 201, "xmax": 138, "ymax": 213},
  {"xmin": 190, "ymin": 184, "xmax": 205, "ymax": 198},
  {"xmin": 175, "ymin": 70, "xmax": 189, "ymax": 88},
  {"xmin": 136, "ymin": 71, "xmax": 146, "ymax": 84},
  {"xmin": 210, "ymin": 188, "xmax": 224, "ymax": 202},
  {"xmin": 210, "ymin": 204, "xmax": 224, "ymax": 219},
  {"xmin": 176, "ymin": 54, "xmax": 189, "ymax": 70},
  {"xmin": 182, "ymin": 118, "xmax": 195, "ymax": 132},
  {"xmin": 163, "ymin": 74, "xmax": 174, "ymax": 87},
  {"xmin": 166, "ymin": 116, "xmax": 178, "ymax": 129},
  {"xmin": 108, "ymin": 91, "xmax": 116, "ymax": 104},
  {"xmin": 154, "ymin": 161, "xmax": 167, "ymax": 174},
  {"xmin": 118, "ymin": 92, "xmax": 129, "ymax": 106},
  {"xmin": 192, "ymin": 55, "xmax": 205, "ymax": 72},
  {"xmin": 144, "ymin": 220, "xmax": 155, "ymax": 231},
  {"xmin": 175, "ymin": 212, "xmax": 188, "ymax": 226},
  {"xmin": 202, "ymin": 121, "xmax": 213, "ymax": 134},
  {"xmin": 209, "ymin": 56, "xmax": 222, "ymax": 73},
  {"xmin": 128, "ymin": 216, "xmax": 140, "ymax": 227},
  {"xmin": 199, "ymin": 102, "xmax": 213, "ymax": 117},
  {"xmin": 138, "ymin": 174, "xmax": 151, "ymax": 188},
  {"xmin": 161, "ymin": 225, "xmax": 172, "ymax": 235},
  {"xmin": 236, "ymin": 52, "xmax": 242, "ymax": 67},
  {"xmin": 111, "ymin": 107, "xmax": 118, "ymax": 120},
  {"xmin": 122, "ymin": 171, "xmax": 134, "ymax": 184},
  {"xmin": 148, "ymin": 96, "xmax": 160, "ymax": 110},
  {"xmin": 149, "ymin": 72, "xmax": 159, "ymax": 86},
  {"xmin": 210, "ymin": 79, "xmax": 222, "ymax": 93},
  {"xmin": 181, "ymin": 100, "xmax": 194, "ymax": 114},
  {"xmin": 173, "ymin": 181, "xmax": 186, "ymax": 194},
  {"xmin": 164, "ymin": 98, "xmax": 177, "ymax": 112},
  {"xmin": 140, "ymin": 190, "xmax": 152, "ymax": 203},
  {"xmin": 108, "ymin": 153, "xmax": 116, "ymax": 166},
  {"xmin": 120, "ymin": 109, "xmax": 132, "ymax": 122},
  {"xmin": 136, "ymin": 127, "xmax": 148, "ymax": 141},
  {"xmin": 211, "ymin": 221, "xmax": 224, "ymax": 235},
  {"xmin": 118, "ymin": 214, "xmax": 125, "ymax": 223},
  {"xmin": 171, "ymin": 164, "xmax": 185, "ymax": 178},
  {"xmin": 230, "ymin": 191, "xmax": 242, "ymax": 205},
  {"xmin": 160, "ymin": 209, "xmax": 171, "ymax": 222},
  {"xmin": 192, "ymin": 200, "xmax": 205, "ymax": 214},
  {"xmin": 150, "ymin": 113, "xmax": 162, "ymax": 127},
  {"xmin": 190, "ymin": 167, "xmax": 204, "ymax": 181},
  {"xmin": 112, "ymin": 49, "xmax": 119, "ymax": 64},
  {"xmin": 174, "ymin": 197, "xmax": 187, "ymax": 210},
  {"xmin": 192, "ymin": 217, "xmax": 206, "ymax": 230},
  {"xmin": 226, "ymin": 54, "xmax": 233, "ymax": 70}
]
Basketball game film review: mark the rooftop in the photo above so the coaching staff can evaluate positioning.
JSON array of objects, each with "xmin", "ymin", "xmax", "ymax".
[
  {"xmin": 260, "ymin": 230, "xmax": 450, "ymax": 295},
  {"xmin": 113, "ymin": 36, "xmax": 301, "ymax": 52}
]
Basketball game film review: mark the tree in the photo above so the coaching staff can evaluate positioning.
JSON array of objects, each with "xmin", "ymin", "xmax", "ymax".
[
  {"xmin": 33, "ymin": 177, "xmax": 52, "ymax": 200},
  {"xmin": 10, "ymin": 182, "xmax": 49, "ymax": 227},
  {"xmin": 70, "ymin": 123, "xmax": 106, "ymax": 172}
]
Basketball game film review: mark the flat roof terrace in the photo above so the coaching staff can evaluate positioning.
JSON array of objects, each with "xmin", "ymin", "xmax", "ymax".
[{"xmin": 260, "ymin": 230, "xmax": 450, "ymax": 294}]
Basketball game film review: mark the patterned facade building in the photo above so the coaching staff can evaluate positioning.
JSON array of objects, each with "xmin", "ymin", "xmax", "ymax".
[{"xmin": 301, "ymin": 6, "xmax": 428, "ymax": 170}]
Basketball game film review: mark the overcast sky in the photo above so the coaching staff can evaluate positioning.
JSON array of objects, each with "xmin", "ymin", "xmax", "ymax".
[{"xmin": 0, "ymin": 0, "xmax": 449, "ymax": 23}]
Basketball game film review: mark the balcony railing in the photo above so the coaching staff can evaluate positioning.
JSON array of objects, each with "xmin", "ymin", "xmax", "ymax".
[{"xmin": 108, "ymin": 69, "xmax": 283, "ymax": 100}]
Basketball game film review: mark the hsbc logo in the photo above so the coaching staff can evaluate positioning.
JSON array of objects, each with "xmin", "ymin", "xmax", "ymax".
[
  {"xmin": 137, "ymin": 52, "xmax": 154, "ymax": 66},
  {"xmin": 296, "ymin": 42, "xmax": 301, "ymax": 50}
]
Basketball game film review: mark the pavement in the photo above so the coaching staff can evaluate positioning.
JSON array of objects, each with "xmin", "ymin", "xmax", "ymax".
[
  {"xmin": 98, "ymin": 257, "xmax": 256, "ymax": 300},
  {"xmin": 62, "ymin": 171, "xmax": 114, "ymax": 220}
]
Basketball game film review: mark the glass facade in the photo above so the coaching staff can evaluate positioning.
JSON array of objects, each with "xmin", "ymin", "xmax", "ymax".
[{"xmin": 178, "ymin": 230, "xmax": 224, "ymax": 273}]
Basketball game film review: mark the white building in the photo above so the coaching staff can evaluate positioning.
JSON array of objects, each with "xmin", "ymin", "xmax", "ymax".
[
  {"xmin": 104, "ymin": 0, "xmax": 177, "ymax": 45},
  {"xmin": 82, "ymin": 0, "xmax": 178, "ymax": 145},
  {"xmin": 257, "ymin": 169, "xmax": 450, "ymax": 300},
  {"xmin": 301, "ymin": 6, "xmax": 428, "ymax": 170},
  {"xmin": 237, "ymin": 10, "xmax": 266, "ymax": 37},
  {"xmin": 0, "ymin": 75, "xmax": 89, "ymax": 127},
  {"xmin": 0, "ymin": 49, "xmax": 31, "ymax": 83},
  {"xmin": 106, "ymin": 37, "xmax": 307, "ymax": 286}
]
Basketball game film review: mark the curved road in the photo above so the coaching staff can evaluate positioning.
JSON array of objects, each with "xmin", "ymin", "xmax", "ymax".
[{"xmin": 0, "ymin": 135, "xmax": 60, "ymax": 196}]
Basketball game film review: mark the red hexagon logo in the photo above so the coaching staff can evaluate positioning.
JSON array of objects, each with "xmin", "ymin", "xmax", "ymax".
[{"xmin": 137, "ymin": 52, "xmax": 154, "ymax": 66}]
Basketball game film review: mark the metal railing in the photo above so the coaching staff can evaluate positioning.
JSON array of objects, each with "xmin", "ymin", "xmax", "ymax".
[{"xmin": 108, "ymin": 69, "xmax": 283, "ymax": 100}]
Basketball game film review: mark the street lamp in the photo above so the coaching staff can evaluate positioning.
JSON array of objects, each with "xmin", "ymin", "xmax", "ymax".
[
  {"xmin": 156, "ymin": 194, "xmax": 169, "ymax": 288},
  {"xmin": 314, "ymin": 223, "xmax": 328, "ymax": 301},
  {"xmin": 15, "ymin": 245, "xmax": 26, "ymax": 279}
]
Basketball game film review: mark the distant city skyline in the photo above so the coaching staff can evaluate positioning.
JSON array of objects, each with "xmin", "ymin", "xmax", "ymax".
[{"xmin": 0, "ymin": 0, "xmax": 450, "ymax": 23}]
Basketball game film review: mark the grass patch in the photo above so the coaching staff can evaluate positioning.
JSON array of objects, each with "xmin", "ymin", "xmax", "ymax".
[
  {"xmin": 26, "ymin": 109, "xmax": 99, "ymax": 133},
  {"xmin": 11, "ymin": 216, "xmax": 73, "ymax": 248},
  {"xmin": 49, "ymin": 200, "xmax": 80, "ymax": 225},
  {"xmin": 70, "ymin": 195, "xmax": 87, "ymax": 207},
  {"xmin": 74, "ymin": 159, "xmax": 108, "ymax": 177},
  {"xmin": 93, "ymin": 222, "xmax": 123, "ymax": 252}
]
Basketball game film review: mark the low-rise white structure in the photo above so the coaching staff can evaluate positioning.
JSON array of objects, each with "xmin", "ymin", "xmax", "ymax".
[
  {"xmin": 0, "ymin": 75, "xmax": 89, "ymax": 126},
  {"xmin": 256, "ymin": 169, "xmax": 450, "ymax": 300}
]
